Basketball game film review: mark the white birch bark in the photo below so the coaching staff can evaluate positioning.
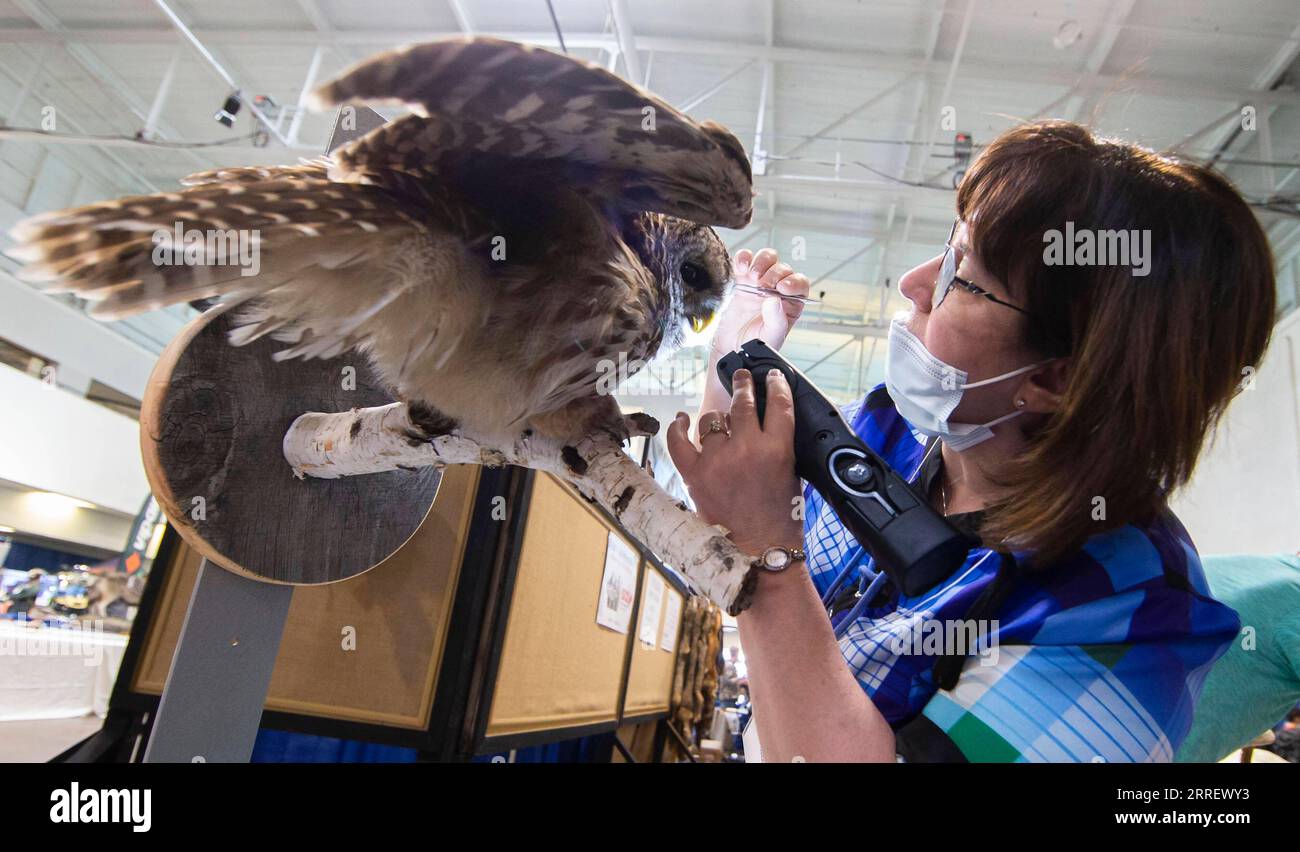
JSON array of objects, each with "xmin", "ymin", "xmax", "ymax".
[{"xmin": 283, "ymin": 402, "xmax": 759, "ymax": 614}]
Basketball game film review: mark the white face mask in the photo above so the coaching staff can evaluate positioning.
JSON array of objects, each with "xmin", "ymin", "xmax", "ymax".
[{"xmin": 884, "ymin": 313, "xmax": 1049, "ymax": 452}]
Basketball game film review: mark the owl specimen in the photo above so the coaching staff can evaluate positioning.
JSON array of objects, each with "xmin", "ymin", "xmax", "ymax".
[{"xmin": 11, "ymin": 37, "xmax": 753, "ymax": 445}]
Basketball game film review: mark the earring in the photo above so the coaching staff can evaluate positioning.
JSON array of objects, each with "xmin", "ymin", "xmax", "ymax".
[{"xmin": 1015, "ymin": 399, "xmax": 1026, "ymax": 408}]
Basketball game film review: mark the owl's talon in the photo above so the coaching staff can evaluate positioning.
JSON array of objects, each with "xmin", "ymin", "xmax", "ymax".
[{"xmin": 622, "ymin": 412, "xmax": 660, "ymax": 438}]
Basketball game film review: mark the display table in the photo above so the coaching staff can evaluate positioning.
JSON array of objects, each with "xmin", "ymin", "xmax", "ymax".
[{"xmin": 0, "ymin": 621, "xmax": 128, "ymax": 721}]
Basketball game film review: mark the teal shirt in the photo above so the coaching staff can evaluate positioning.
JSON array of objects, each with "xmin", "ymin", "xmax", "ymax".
[{"xmin": 1175, "ymin": 554, "xmax": 1300, "ymax": 762}]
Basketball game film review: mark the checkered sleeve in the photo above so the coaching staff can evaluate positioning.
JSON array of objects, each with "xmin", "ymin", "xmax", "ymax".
[{"xmin": 902, "ymin": 643, "xmax": 1185, "ymax": 762}]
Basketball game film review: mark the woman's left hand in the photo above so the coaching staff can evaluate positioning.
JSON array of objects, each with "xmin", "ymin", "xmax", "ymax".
[{"xmin": 666, "ymin": 368, "xmax": 804, "ymax": 555}]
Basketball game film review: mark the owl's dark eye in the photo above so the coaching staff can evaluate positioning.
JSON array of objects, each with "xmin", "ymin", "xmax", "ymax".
[{"xmin": 680, "ymin": 261, "xmax": 708, "ymax": 290}]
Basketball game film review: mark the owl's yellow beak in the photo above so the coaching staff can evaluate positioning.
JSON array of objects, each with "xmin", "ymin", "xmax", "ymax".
[{"xmin": 690, "ymin": 312, "xmax": 715, "ymax": 334}]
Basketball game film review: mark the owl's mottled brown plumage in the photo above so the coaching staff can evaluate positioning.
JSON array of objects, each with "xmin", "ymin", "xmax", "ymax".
[{"xmin": 10, "ymin": 37, "xmax": 752, "ymax": 443}]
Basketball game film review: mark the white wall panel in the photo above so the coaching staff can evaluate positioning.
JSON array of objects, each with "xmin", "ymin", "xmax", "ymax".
[
  {"xmin": 1172, "ymin": 308, "xmax": 1300, "ymax": 555},
  {"xmin": 0, "ymin": 362, "xmax": 149, "ymax": 517}
]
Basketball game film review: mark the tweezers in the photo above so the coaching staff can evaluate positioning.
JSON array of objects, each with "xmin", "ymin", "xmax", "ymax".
[{"xmin": 730, "ymin": 283, "xmax": 823, "ymax": 304}]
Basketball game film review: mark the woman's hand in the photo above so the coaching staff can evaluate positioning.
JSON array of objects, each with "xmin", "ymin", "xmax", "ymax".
[
  {"xmin": 667, "ymin": 367, "xmax": 804, "ymax": 556},
  {"xmin": 696, "ymin": 247, "xmax": 812, "ymax": 434},
  {"xmin": 712, "ymin": 248, "xmax": 812, "ymax": 356}
]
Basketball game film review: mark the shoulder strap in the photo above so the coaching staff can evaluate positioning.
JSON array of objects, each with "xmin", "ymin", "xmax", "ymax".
[{"xmin": 931, "ymin": 550, "xmax": 1021, "ymax": 691}]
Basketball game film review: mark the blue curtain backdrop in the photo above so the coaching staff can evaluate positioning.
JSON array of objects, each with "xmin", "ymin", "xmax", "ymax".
[
  {"xmin": 471, "ymin": 733, "xmax": 616, "ymax": 763},
  {"xmin": 251, "ymin": 729, "xmax": 417, "ymax": 763},
  {"xmin": 2, "ymin": 541, "xmax": 102, "ymax": 573}
]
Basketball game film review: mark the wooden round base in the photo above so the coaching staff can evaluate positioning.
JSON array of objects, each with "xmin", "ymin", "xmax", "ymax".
[{"xmin": 140, "ymin": 307, "xmax": 440, "ymax": 585}]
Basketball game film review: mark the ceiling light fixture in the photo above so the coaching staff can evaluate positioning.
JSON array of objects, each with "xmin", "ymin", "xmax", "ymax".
[{"xmin": 24, "ymin": 491, "xmax": 97, "ymax": 514}]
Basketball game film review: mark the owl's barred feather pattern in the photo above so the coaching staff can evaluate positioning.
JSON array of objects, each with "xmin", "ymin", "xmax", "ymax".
[
  {"xmin": 9, "ymin": 36, "xmax": 752, "ymax": 442},
  {"xmin": 312, "ymin": 37, "xmax": 751, "ymax": 228},
  {"xmin": 10, "ymin": 164, "xmax": 423, "ymax": 319}
]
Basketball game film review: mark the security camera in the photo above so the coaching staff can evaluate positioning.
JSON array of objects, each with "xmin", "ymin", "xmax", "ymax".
[{"xmin": 214, "ymin": 94, "xmax": 241, "ymax": 128}]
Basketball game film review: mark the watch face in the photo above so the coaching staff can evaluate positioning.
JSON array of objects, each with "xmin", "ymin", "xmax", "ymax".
[{"xmin": 762, "ymin": 548, "xmax": 790, "ymax": 570}]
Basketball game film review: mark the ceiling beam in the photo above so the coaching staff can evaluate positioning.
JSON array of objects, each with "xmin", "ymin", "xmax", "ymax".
[
  {"xmin": 294, "ymin": 0, "xmax": 331, "ymax": 32},
  {"xmin": 811, "ymin": 240, "xmax": 878, "ymax": 287},
  {"xmin": 756, "ymin": 172, "xmax": 952, "ymax": 203},
  {"xmin": 1032, "ymin": 85, "xmax": 1080, "ymax": 120},
  {"xmin": 726, "ymin": 223, "xmax": 769, "ymax": 252},
  {"xmin": 1, "ymin": 42, "xmax": 51, "ymax": 124},
  {"xmin": 286, "ymin": 45, "xmax": 326, "ymax": 147},
  {"xmin": 12, "ymin": 0, "xmax": 209, "ymax": 168},
  {"xmin": 741, "ymin": 212, "xmax": 949, "ymax": 243},
  {"xmin": 1064, "ymin": 0, "xmax": 1138, "ymax": 123},
  {"xmin": 0, "ymin": 129, "xmax": 312, "ymax": 156},
  {"xmin": 780, "ymin": 76, "xmax": 912, "ymax": 159},
  {"xmin": 677, "ymin": 59, "xmax": 756, "ymax": 113},
  {"xmin": 1194, "ymin": 19, "xmax": 1300, "ymax": 162},
  {"xmin": 867, "ymin": 201, "xmax": 898, "ymax": 317},
  {"xmin": 607, "ymin": 0, "xmax": 642, "ymax": 83},
  {"xmin": 790, "ymin": 317, "xmax": 887, "ymax": 341},
  {"xmin": 5, "ymin": 28, "xmax": 1300, "ymax": 108},
  {"xmin": 446, "ymin": 0, "xmax": 475, "ymax": 35},
  {"xmin": 142, "ymin": 48, "xmax": 180, "ymax": 142},
  {"xmin": 916, "ymin": 0, "xmax": 976, "ymax": 185},
  {"xmin": 751, "ymin": 0, "xmax": 775, "ymax": 177},
  {"xmin": 149, "ymin": 0, "xmax": 292, "ymax": 147},
  {"xmin": 0, "ymin": 55, "xmax": 159, "ymax": 192},
  {"xmin": 753, "ymin": 59, "xmax": 771, "ymax": 175},
  {"xmin": 1170, "ymin": 105, "xmax": 1244, "ymax": 155}
]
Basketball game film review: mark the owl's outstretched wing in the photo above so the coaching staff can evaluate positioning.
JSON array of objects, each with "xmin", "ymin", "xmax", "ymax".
[
  {"xmin": 311, "ymin": 36, "xmax": 753, "ymax": 229},
  {"xmin": 9, "ymin": 162, "xmax": 431, "ymax": 320}
]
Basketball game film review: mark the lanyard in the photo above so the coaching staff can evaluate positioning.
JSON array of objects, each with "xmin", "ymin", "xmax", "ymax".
[{"xmin": 831, "ymin": 567, "xmax": 888, "ymax": 639}]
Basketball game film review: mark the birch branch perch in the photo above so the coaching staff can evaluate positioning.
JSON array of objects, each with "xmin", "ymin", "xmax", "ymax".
[{"xmin": 283, "ymin": 402, "xmax": 760, "ymax": 614}]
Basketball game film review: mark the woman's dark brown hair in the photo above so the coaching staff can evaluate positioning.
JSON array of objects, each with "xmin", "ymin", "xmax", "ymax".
[{"xmin": 956, "ymin": 120, "xmax": 1276, "ymax": 566}]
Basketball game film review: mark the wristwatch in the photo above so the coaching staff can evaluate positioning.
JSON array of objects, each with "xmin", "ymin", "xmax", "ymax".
[{"xmin": 758, "ymin": 544, "xmax": 806, "ymax": 572}]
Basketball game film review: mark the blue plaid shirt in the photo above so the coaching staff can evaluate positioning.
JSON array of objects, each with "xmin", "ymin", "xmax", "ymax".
[{"xmin": 802, "ymin": 384, "xmax": 1238, "ymax": 762}]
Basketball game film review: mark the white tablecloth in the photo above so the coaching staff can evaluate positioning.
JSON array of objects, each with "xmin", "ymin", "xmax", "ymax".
[{"xmin": 0, "ymin": 621, "xmax": 128, "ymax": 721}]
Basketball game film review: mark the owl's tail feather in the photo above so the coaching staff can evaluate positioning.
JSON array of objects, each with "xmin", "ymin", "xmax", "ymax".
[{"xmin": 7, "ymin": 165, "xmax": 417, "ymax": 322}]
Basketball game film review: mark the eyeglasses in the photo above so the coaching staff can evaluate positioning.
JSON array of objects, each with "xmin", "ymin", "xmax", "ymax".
[{"xmin": 932, "ymin": 220, "xmax": 1030, "ymax": 315}]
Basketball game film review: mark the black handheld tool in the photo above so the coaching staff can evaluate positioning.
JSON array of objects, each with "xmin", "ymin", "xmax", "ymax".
[{"xmin": 717, "ymin": 338, "xmax": 970, "ymax": 597}]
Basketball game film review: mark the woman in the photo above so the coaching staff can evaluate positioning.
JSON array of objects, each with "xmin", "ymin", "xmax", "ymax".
[{"xmin": 666, "ymin": 120, "xmax": 1276, "ymax": 762}]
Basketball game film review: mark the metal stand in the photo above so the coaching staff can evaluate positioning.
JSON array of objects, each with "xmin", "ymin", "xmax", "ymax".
[
  {"xmin": 142, "ymin": 559, "xmax": 293, "ymax": 762},
  {"xmin": 138, "ymin": 106, "xmax": 395, "ymax": 763}
]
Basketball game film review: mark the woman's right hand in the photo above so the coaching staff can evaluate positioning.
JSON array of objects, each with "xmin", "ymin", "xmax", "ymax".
[{"xmin": 712, "ymin": 248, "xmax": 811, "ymax": 356}]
